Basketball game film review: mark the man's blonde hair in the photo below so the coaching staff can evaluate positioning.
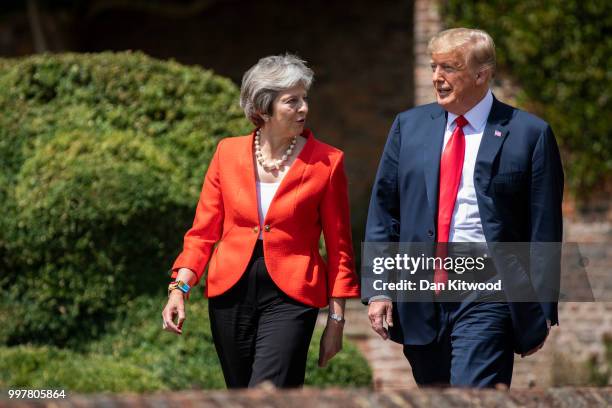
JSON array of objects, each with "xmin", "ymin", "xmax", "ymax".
[{"xmin": 428, "ymin": 28, "xmax": 496, "ymax": 78}]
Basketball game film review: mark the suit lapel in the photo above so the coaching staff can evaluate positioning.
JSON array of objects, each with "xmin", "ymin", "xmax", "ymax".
[
  {"xmin": 424, "ymin": 107, "xmax": 447, "ymax": 224},
  {"xmin": 474, "ymin": 97, "xmax": 511, "ymax": 193}
]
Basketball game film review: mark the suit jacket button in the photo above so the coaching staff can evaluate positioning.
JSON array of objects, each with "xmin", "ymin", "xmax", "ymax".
[
  {"xmin": 427, "ymin": 230, "xmax": 434, "ymax": 237},
  {"xmin": 264, "ymin": 224, "xmax": 271, "ymax": 232},
  {"xmin": 252, "ymin": 226, "xmax": 258, "ymax": 233}
]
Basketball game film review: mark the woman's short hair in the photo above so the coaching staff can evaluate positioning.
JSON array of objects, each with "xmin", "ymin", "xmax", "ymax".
[
  {"xmin": 427, "ymin": 28, "xmax": 496, "ymax": 79},
  {"xmin": 240, "ymin": 54, "xmax": 314, "ymax": 127}
]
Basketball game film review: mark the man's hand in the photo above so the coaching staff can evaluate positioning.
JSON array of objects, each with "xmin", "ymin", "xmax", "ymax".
[
  {"xmin": 521, "ymin": 319, "xmax": 552, "ymax": 357},
  {"xmin": 368, "ymin": 300, "xmax": 393, "ymax": 340}
]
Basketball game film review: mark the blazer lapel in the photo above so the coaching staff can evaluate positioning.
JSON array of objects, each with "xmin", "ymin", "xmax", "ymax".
[
  {"xmin": 424, "ymin": 107, "xmax": 447, "ymax": 225},
  {"xmin": 240, "ymin": 130, "xmax": 260, "ymax": 223},
  {"xmin": 474, "ymin": 96, "xmax": 511, "ymax": 193},
  {"xmin": 262, "ymin": 129, "xmax": 315, "ymax": 225}
]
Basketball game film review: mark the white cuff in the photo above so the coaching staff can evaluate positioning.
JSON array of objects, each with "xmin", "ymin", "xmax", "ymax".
[{"xmin": 367, "ymin": 295, "xmax": 392, "ymax": 304}]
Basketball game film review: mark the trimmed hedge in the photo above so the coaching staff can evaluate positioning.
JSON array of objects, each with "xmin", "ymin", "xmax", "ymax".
[
  {"xmin": 0, "ymin": 345, "xmax": 167, "ymax": 392},
  {"xmin": 0, "ymin": 295, "xmax": 372, "ymax": 391},
  {"xmin": 444, "ymin": 0, "xmax": 611, "ymax": 195},
  {"xmin": 0, "ymin": 52, "xmax": 251, "ymax": 346}
]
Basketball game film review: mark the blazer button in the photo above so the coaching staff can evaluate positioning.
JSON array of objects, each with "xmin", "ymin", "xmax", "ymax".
[
  {"xmin": 427, "ymin": 229, "xmax": 434, "ymax": 237},
  {"xmin": 264, "ymin": 224, "xmax": 271, "ymax": 232},
  {"xmin": 252, "ymin": 226, "xmax": 259, "ymax": 233}
]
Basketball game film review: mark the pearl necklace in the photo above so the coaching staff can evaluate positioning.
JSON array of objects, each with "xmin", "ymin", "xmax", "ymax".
[{"xmin": 254, "ymin": 129, "xmax": 297, "ymax": 171}]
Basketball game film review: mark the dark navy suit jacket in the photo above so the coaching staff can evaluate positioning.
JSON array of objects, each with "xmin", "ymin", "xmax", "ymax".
[{"xmin": 365, "ymin": 96, "xmax": 564, "ymax": 354}]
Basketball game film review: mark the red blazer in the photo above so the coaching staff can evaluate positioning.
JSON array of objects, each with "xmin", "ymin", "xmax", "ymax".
[{"xmin": 171, "ymin": 128, "xmax": 360, "ymax": 307}]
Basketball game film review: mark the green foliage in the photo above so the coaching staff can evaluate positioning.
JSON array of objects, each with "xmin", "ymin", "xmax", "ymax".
[
  {"xmin": 0, "ymin": 346, "xmax": 166, "ymax": 392},
  {"xmin": 0, "ymin": 295, "xmax": 372, "ymax": 391},
  {"xmin": 82, "ymin": 294, "xmax": 225, "ymax": 390},
  {"xmin": 587, "ymin": 334, "xmax": 612, "ymax": 386},
  {"xmin": 444, "ymin": 0, "xmax": 611, "ymax": 194},
  {"xmin": 0, "ymin": 52, "xmax": 251, "ymax": 346},
  {"xmin": 306, "ymin": 330, "xmax": 372, "ymax": 387}
]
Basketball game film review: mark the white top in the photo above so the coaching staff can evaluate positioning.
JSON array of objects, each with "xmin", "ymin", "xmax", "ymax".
[
  {"xmin": 442, "ymin": 89, "xmax": 493, "ymax": 242},
  {"xmin": 256, "ymin": 181, "xmax": 281, "ymax": 239}
]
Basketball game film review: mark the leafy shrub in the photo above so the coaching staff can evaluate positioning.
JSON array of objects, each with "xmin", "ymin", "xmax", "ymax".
[
  {"xmin": 306, "ymin": 330, "xmax": 372, "ymax": 387},
  {"xmin": 0, "ymin": 295, "xmax": 372, "ymax": 391},
  {"xmin": 444, "ymin": 0, "xmax": 611, "ymax": 195},
  {"xmin": 0, "ymin": 345, "xmax": 166, "ymax": 392},
  {"xmin": 3, "ymin": 130, "xmax": 187, "ymax": 345},
  {"xmin": 0, "ymin": 52, "xmax": 251, "ymax": 346}
]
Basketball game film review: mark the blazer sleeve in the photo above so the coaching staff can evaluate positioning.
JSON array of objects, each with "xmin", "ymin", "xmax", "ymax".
[
  {"xmin": 320, "ymin": 152, "xmax": 360, "ymax": 298},
  {"xmin": 171, "ymin": 139, "xmax": 225, "ymax": 284}
]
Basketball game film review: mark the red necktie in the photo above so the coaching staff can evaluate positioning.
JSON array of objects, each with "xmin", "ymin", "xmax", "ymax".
[{"xmin": 434, "ymin": 115, "xmax": 468, "ymax": 294}]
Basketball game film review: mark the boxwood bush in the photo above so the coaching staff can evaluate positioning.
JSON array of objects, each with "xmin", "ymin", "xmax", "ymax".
[
  {"xmin": 0, "ymin": 52, "xmax": 251, "ymax": 346},
  {"xmin": 0, "ymin": 295, "xmax": 372, "ymax": 391}
]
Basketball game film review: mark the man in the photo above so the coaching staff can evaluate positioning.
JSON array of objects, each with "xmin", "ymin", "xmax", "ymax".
[{"xmin": 365, "ymin": 28, "xmax": 563, "ymax": 387}]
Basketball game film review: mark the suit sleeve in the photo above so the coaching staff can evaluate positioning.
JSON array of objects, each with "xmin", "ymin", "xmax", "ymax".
[
  {"xmin": 320, "ymin": 152, "xmax": 360, "ymax": 298},
  {"xmin": 365, "ymin": 115, "xmax": 401, "ymax": 243},
  {"xmin": 529, "ymin": 125, "xmax": 564, "ymax": 325},
  {"xmin": 362, "ymin": 115, "xmax": 402, "ymax": 303},
  {"xmin": 171, "ymin": 139, "xmax": 225, "ymax": 284}
]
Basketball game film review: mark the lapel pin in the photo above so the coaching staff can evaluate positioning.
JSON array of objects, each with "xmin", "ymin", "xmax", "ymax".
[{"xmin": 494, "ymin": 130, "xmax": 503, "ymax": 137}]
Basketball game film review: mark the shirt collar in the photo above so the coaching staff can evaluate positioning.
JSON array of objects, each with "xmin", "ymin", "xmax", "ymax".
[{"xmin": 447, "ymin": 89, "xmax": 493, "ymax": 132}]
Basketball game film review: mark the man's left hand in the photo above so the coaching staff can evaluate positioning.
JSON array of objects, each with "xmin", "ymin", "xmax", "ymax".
[{"xmin": 521, "ymin": 319, "xmax": 552, "ymax": 357}]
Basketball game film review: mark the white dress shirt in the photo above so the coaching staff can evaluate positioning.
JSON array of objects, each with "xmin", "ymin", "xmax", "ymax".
[
  {"xmin": 442, "ymin": 89, "xmax": 493, "ymax": 242},
  {"xmin": 256, "ymin": 181, "xmax": 280, "ymax": 239}
]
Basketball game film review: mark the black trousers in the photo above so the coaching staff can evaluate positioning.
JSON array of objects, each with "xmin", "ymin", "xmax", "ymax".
[{"xmin": 208, "ymin": 240, "xmax": 319, "ymax": 388}]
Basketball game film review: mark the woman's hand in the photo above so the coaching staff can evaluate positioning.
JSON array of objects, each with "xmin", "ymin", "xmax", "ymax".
[
  {"xmin": 162, "ymin": 268, "xmax": 195, "ymax": 335},
  {"xmin": 161, "ymin": 291, "xmax": 186, "ymax": 335},
  {"xmin": 318, "ymin": 319, "xmax": 344, "ymax": 367}
]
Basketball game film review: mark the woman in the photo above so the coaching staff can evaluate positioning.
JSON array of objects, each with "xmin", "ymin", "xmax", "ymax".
[{"xmin": 161, "ymin": 54, "xmax": 360, "ymax": 388}]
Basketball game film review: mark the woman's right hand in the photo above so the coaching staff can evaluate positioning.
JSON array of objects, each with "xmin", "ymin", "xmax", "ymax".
[{"xmin": 162, "ymin": 291, "xmax": 186, "ymax": 335}]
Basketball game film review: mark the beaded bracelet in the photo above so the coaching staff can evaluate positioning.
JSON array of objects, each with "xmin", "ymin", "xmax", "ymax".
[{"xmin": 168, "ymin": 280, "xmax": 191, "ymax": 299}]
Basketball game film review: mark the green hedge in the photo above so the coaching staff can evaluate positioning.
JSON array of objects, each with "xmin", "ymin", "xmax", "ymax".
[
  {"xmin": 0, "ymin": 346, "xmax": 167, "ymax": 392},
  {"xmin": 0, "ymin": 295, "xmax": 372, "ymax": 391},
  {"xmin": 444, "ymin": 0, "xmax": 611, "ymax": 195},
  {"xmin": 0, "ymin": 52, "xmax": 251, "ymax": 346}
]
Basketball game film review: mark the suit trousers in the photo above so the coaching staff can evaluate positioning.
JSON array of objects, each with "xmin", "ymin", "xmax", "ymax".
[
  {"xmin": 402, "ymin": 300, "xmax": 514, "ymax": 388},
  {"xmin": 208, "ymin": 240, "xmax": 319, "ymax": 388}
]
